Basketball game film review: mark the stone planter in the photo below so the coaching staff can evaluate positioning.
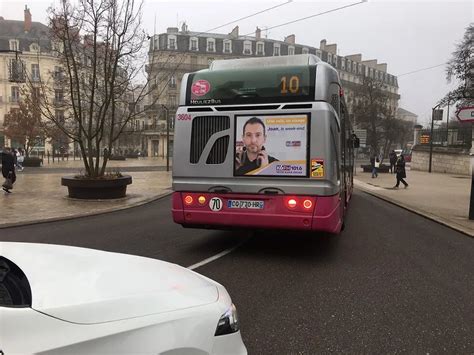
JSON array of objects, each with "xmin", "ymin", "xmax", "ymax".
[
  {"xmin": 360, "ymin": 164, "xmax": 391, "ymax": 173},
  {"xmin": 23, "ymin": 157, "xmax": 43, "ymax": 167},
  {"xmin": 61, "ymin": 175, "xmax": 132, "ymax": 199},
  {"xmin": 109, "ymin": 155, "xmax": 126, "ymax": 161}
]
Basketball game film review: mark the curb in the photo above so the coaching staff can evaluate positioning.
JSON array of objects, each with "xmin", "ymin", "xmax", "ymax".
[
  {"xmin": 354, "ymin": 182, "xmax": 473, "ymax": 238},
  {"xmin": 0, "ymin": 190, "xmax": 173, "ymax": 230}
]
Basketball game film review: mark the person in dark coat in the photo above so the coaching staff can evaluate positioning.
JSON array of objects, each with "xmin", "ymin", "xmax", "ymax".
[
  {"xmin": 1, "ymin": 147, "xmax": 16, "ymax": 193},
  {"xmin": 389, "ymin": 150, "xmax": 397, "ymax": 174},
  {"xmin": 394, "ymin": 154, "xmax": 408, "ymax": 189}
]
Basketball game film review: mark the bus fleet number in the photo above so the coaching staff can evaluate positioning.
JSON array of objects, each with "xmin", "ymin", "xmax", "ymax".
[{"xmin": 280, "ymin": 75, "xmax": 300, "ymax": 95}]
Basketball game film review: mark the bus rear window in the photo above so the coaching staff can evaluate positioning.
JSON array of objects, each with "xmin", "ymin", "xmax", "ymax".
[{"xmin": 186, "ymin": 66, "xmax": 315, "ymax": 106}]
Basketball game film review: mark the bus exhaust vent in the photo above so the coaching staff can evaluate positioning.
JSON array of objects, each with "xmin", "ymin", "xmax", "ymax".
[
  {"xmin": 190, "ymin": 116, "xmax": 230, "ymax": 164},
  {"xmin": 206, "ymin": 135, "xmax": 229, "ymax": 164}
]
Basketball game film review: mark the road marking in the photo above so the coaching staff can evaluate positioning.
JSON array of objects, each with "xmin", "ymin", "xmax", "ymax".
[{"xmin": 187, "ymin": 237, "xmax": 249, "ymax": 270}]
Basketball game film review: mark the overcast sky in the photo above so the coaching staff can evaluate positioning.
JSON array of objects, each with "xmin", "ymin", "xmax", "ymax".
[{"xmin": 1, "ymin": 0, "xmax": 472, "ymax": 125}]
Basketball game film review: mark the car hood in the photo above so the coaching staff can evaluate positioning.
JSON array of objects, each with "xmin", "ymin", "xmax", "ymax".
[{"xmin": 0, "ymin": 242, "xmax": 219, "ymax": 324}]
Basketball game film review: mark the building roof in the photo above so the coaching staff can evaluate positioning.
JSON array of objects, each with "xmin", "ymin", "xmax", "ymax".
[
  {"xmin": 0, "ymin": 19, "xmax": 51, "ymax": 51},
  {"xmin": 397, "ymin": 107, "xmax": 418, "ymax": 117}
]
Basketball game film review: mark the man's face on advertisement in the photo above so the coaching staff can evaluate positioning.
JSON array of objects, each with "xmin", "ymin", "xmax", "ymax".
[{"xmin": 242, "ymin": 123, "xmax": 266, "ymax": 154}]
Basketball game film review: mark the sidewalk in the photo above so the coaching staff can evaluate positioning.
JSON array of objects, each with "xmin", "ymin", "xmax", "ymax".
[
  {"xmin": 0, "ymin": 158, "xmax": 172, "ymax": 228},
  {"xmin": 1, "ymin": 158, "xmax": 473, "ymax": 237},
  {"xmin": 354, "ymin": 168, "xmax": 473, "ymax": 237}
]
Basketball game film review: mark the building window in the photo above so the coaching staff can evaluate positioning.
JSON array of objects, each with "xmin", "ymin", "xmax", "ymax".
[
  {"xmin": 303, "ymin": 47, "xmax": 310, "ymax": 55},
  {"xmin": 169, "ymin": 75, "xmax": 176, "ymax": 88},
  {"xmin": 257, "ymin": 42, "xmax": 265, "ymax": 55},
  {"xmin": 55, "ymin": 110, "xmax": 65, "ymax": 122},
  {"xmin": 288, "ymin": 46, "xmax": 295, "ymax": 56},
  {"xmin": 11, "ymin": 86, "xmax": 20, "ymax": 102},
  {"xmin": 224, "ymin": 40, "xmax": 232, "ymax": 53},
  {"xmin": 243, "ymin": 40, "xmax": 252, "ymax": 55},
  {"xmin": 327, "ymin": 53, "xmax": 332, "ymax": 64},
  {"xmin": 168, "ymin": 35, "xmax": 177, "ymax": 50},
  {"xmin": 9, "ymin": 39, "xmax": 19, "ymax": 51},
  {"xmin": 55, "ymin": 89, "xmax": 64, "ymax": 104},
  {"xmin": 169, "ymin": 95, "xmax": 176, "ymax": 107},
  {"xmin": 273, "ymin": 43, "xmax": 280, "ymax": 56},
  {"xmin": 190, "ymin": 38, "xmax": 198, "ymax": 51},
  {"xmin": 31, "ymin": 63, "xmax": 40, "ymax": 81},
  {"xmin": 207, "ymin": 38, "xmax": 215, "ymax": 52},
  {"xmin": 191, "ymin": 55, "xmax": 198, "ymax": 70}
]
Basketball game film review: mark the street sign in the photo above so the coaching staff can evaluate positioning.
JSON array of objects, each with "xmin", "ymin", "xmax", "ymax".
[
  {"xmin": 456, "ymin": 106, "xmax": 474, "ymax": 123},
  {"xmin": 433, "ymin": 109, "xmax": 444, "ymax": 121}
]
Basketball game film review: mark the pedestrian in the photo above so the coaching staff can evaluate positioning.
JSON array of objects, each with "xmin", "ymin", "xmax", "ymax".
[
  {"xmin": 370, "ymin": 155, "xmax": 379, "ymax": 178},
  {"xmin": 1, "ymin": 147, "xmax": 16, "ymax": 193},
  {"xmin": 394, "ymin": 154, "xmax": 408, "ymax": 189},
  {"xmin": 389, "ymin": 150, "xmax": 397, "ymax": 174},
  {"xmin": 16, "ymin": 149, "xmax": 24, "ymax": 171}
]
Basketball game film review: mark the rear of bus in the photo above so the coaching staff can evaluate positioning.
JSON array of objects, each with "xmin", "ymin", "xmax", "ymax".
[{"xmin": 172, "ymin": 54, "xmax": 353, "ymax": 234}]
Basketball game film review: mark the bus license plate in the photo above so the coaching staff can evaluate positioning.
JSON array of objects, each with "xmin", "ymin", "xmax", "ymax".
[{"xmin": 227, "ymin": 200, "xmax": 264, "ymax": 209}]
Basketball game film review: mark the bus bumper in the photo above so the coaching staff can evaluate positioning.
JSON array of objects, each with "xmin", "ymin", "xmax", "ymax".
[{"xmin": 172, "ymin": 192, "xmax": 343, "ymax": 234}]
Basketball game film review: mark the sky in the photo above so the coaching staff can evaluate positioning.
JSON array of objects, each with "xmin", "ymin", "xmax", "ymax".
[{"xmin": 1, "ymin": 0, "xmax": 472, "ymax": 126}]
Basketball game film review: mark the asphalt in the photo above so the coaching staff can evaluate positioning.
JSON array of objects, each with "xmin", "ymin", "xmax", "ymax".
[{"xmin": 0, "ymin": 157, "xmax": 473, "ymax": 236}]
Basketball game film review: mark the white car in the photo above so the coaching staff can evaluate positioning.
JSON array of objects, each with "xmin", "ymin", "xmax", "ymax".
[{"xmin": 0, "ymin": 242, "xmax": 247, "ymax": 354}]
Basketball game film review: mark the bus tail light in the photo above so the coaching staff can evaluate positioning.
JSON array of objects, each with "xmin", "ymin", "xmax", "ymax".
[
  {"xmin": 303, "ymin": 199, "xmax": 313, "ymax": 209},
  {"xmin": 184, "ymin": 195, "xmax": 193, "ymax": 205},
  {"xmin": 198, "ymin": 196, "xmax": 206, "ymax": 204},
  {"xmin": 286, "ymin": 198, "xmax": 297, "ymax": 209}
]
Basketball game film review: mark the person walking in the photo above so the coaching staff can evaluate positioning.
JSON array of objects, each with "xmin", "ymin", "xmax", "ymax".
[
  {"xmin": 16, "ymin": 149, "xmax": 24, "ymax": 171},
  {"xmin": 370, "ymin": 155, "xmax": 379, "ymax": 178},
  {"xmin": 394, "ymin": 154, "xmax": 408, "ymax": 189},
  {"xmin": 1, "ymin": 147, "xmax": 16, "ymax": 193},
  {"xmin": 389, "ymin": 150, "xmax": 397, "ymax": 174}
]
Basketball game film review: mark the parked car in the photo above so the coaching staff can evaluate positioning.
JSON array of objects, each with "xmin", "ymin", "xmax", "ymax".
[{"xmin": 0, "ymin": 242, "xmax": 247, "ymax": 354}]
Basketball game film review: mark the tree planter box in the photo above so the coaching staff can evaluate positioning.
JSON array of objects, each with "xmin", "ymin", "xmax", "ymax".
[
  {"xmin": 109, "ymin": 155, "xmax": 126, "ymax": 161},
  {"xmin": 23, "ymin": 157, "xmax": 43, "ymax": 167},
  {"xmin": 61, "ymin": 175, "xmax": 132, "ymax": 199},
  {"xmin": 360, "ymin": 164, "xmax": 391, "ymax": 173}
]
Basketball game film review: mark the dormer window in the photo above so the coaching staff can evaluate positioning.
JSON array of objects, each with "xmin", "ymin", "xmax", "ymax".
[
  {"xmin": 257, "ymin": 42, "xmax": 265, "ymax": 55},
  {"xmin": 302, "ymin": 47, "xmax": 309, "ymax": 55},
  {"xmin": 273, "ymin": 43, "xmax": 280, "ymax": 56},
  {"xmin": 341, "ymin": 59, "xmax": 345, "ymax": 70},
  {"xmin": 168, "ymin": 35, "xmax": 177, "ymax": 50},
  {"xmin": 223, "ymin": 40, "xmax": 232, "ymax": 54},
  {"xmin": 9, "ymin": 39, "xmax": 19, "ymax": 51},
  {"xmin": 30, "ymin": 43, "xmax": 39, "ymax": 52},
  {"xmin": 207, "ymin": 38, "xmax": 215, "ymax": 52},
  {"xmin": 333, "ymin": 55, "xmax": 338, "ymax": 67},
  {"xmin": 243, "ymin": 40, "xmax": 252, "ymax": 55},
  {"xmin": 328, "ymin": 53, "xmax": 332, "ymax": 64},
  {"xmin": 288, "ymin": 46, "xmax": 295, "ymax": 56},
  {"xmin": 189, "ymin": 37, "xmax": 198, "ymax": 51},
  {"xmin": 316, "ymin": 49, "xmax": 321, "ymax": 58}
]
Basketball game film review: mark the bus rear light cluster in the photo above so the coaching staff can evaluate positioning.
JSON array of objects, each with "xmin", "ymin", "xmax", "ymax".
[
  {"xmin": 184, "ymin": 195, "xmax": 194, "ymax": 205},
  {"xmin": 198, "ymin": 196, "xmax": 206, "ymax": 204},
  {"xmin": 284, "ymin": 197, "xmax": 315, "ymax": 212}
]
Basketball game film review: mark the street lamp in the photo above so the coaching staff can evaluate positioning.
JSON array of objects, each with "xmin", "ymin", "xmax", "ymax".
[{"xmin": 161, "ymin": 104, "xmax": 170, "ymax": 172}]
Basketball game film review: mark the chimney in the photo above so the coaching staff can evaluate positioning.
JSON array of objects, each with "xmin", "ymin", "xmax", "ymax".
[
  {"xmin": 320, "ymin": 39, "xmax": 326, "ymax": 50},
  {"xmin": 284, "ymin": 34, "xmax": 295, "ymax": 44},
  {"xmin": 229, "ymin": 26, "xmax": 239, "ymax": 38},
  {"xmin": 255, "ymin": 27, "xmax": 261, "ymax": 40},
  {"xmin": 24, "ymin": 5, "xmax": 32, "ymax": 33}
]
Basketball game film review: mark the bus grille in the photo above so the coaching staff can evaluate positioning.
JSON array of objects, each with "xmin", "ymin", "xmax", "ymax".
[
  {"xmin": 206, "ymin": 135, "xmax": 230, "ymax": 164},
  {"xmin": 190, "ymin": 116, "xmax": 230, "ymax": 164}
]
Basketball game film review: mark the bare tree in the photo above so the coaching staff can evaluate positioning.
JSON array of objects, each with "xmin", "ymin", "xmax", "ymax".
[
  {"xmin": 352, "ymin": 76, "xmax": 395, "ymax": 155},
  {"xmin": 30, "ymin": 0, "xmax": 154, "ymax": 178},
  {"xmin": 439, "ymin": 23, "xmax": 473, "ymax": 108},
  {"xmin": 3, "ymin": 91, "xmax": 45, "ymax": 157}
]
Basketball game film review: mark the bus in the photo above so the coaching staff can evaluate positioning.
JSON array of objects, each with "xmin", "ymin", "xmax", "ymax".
[{"xmin": 171, "ymin": 54, "xmax": 358, "ymax": 234}]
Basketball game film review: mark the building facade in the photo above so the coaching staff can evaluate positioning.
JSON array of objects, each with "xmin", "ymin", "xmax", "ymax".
[
  {"xmin": 146, "ymin": 24, "xmax": 400, "ymax": 157},
  {"xmin": 0, "ymin": 7, "xmax": 61, "ymax": 151}
]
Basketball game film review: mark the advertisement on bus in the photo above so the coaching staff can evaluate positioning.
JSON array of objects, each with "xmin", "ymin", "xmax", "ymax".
[{"xmin": 234, "ymin": 114, "xmax": 309, "ymax": 177}]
